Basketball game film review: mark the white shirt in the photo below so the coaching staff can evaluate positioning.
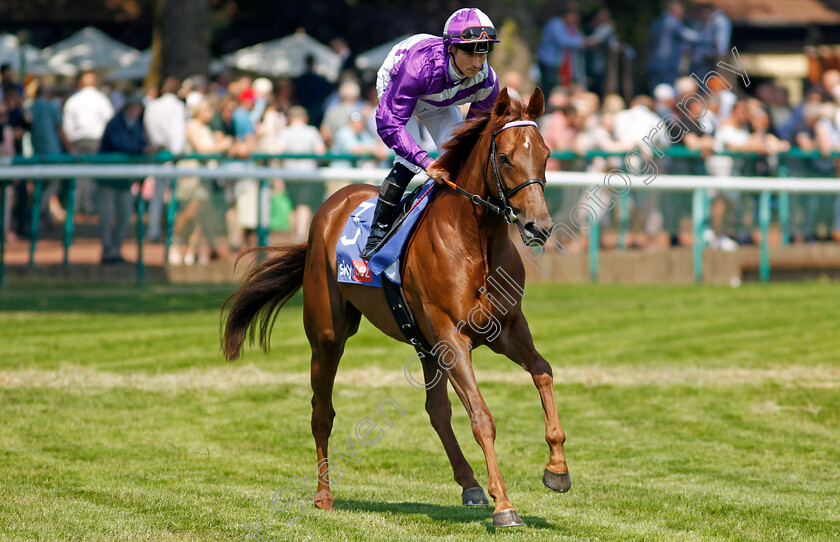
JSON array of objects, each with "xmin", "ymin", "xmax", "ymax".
[
  {"xmin": 714, "ymin": 123, "xmax": 750, "ymax": 153},
  {"xmin": 614, "ymin": 105, "xmax": 668, "ymax": 149},
  {"xmin": 279, "ymin": 123, "xmax": 324, "ymax": 170},
  {"xmin": 143, "ymin": 93, "xmax": 186, "ymax": 154},
  {"xmin": 62, "ymin": 87, "xmax": 115, "ymax": 142}
]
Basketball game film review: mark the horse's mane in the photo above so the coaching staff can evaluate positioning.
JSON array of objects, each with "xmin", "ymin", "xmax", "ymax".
[{"xmin": 436, "ymin": 99, "xmax": 523, "ymax": 182}]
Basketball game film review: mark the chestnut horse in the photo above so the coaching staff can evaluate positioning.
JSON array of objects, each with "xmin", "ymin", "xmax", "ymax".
[{"xmin": 222, "ymin": 88, "xmax": 570, "ymax": 527}]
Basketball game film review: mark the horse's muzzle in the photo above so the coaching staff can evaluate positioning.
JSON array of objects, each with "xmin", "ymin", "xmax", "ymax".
[{"xmin": 520, "ymin": 219, "xmax": 553, "ymax": 246}]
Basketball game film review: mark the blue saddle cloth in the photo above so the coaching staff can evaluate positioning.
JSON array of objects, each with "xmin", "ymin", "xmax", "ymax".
[{"xmin": 336, "ymin": 179, "xmax": 437, "ymax": 287}]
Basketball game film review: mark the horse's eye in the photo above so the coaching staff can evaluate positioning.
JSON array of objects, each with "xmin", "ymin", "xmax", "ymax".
[{"xmin": 498, "ymin": 153, "xmax": 511, "ymax": 166}]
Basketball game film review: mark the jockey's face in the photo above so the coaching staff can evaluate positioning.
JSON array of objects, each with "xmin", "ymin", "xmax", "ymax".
[{"xmin": 449, "ymin": 47, "xmax": 487, "ymax": 79}]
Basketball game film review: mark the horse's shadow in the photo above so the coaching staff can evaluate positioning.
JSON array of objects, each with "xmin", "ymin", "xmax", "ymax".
[{"xmin": 333, "ymin": 498, "xmax": 562, "ymax": 534}]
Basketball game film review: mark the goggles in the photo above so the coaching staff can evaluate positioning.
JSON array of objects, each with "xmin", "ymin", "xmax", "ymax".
[{"xmin": 448, "ymin": 26, "xmax": 497, "ymax": 42}]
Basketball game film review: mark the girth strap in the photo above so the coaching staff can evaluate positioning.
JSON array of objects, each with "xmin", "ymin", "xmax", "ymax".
[{"xmin": 382, "ymin": 277, "xmax": 435, "ymax": 356}]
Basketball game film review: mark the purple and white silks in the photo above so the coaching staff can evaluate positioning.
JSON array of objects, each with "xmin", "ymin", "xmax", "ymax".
[{"xmin": 375, "ymin": 34, "xmax": 499, "ymax": 172}]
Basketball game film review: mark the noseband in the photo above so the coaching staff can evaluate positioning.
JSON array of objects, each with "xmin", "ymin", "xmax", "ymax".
[{"xmin": 442, "ymin": 119, "xmax": 546, "ymax": 225}]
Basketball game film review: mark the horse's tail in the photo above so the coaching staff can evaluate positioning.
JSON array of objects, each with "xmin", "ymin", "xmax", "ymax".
[{"xmin": 222, "ymin": 243, "xmax": 308, "ymax": 361}]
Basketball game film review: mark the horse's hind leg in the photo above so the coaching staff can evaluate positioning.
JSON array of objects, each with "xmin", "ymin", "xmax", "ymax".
[
  {"xmin": 419, "ymin": 355, "xmax": 488, "ymax": 506},
  {"xmin": 304, "ymin": 274, "xmax": 361, "ymax": 511}
]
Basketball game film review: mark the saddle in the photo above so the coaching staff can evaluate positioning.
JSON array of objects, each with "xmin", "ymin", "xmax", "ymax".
[{"xmin": 335, "ymin": 179, "xmax": 437, "ymax": 354}]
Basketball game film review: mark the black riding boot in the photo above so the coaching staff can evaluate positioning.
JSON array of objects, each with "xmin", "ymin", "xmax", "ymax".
[{"xmin": 360, "ymin": 164, "xmax": 413, "ymax": 260}]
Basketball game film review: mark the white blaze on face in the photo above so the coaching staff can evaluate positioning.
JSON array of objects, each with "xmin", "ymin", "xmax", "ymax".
[{"xmin": 523, "ymin": 135, "xmax": 531, "ymax": 151}]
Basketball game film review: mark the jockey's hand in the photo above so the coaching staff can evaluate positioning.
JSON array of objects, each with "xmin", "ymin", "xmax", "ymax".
[{"xmin": 425, "ymin": 162, "xmax": 448, "ymax": 185}]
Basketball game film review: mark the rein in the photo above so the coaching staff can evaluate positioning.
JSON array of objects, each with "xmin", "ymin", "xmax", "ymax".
[{"xmin": 441, "ymin": 119, "xmax": 546, "ymax": 225}]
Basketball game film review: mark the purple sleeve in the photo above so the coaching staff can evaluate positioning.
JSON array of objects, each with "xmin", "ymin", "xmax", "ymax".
[
  {"xmin": 376, "ymin": 56, "xmax": 434, "ymax": 169},
  {"xmin": 466, "ymin": 69, "xmax": 500, "ymax": 119}
]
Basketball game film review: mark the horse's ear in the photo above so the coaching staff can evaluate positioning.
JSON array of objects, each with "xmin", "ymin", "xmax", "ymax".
[
  {"xmin": 493, "ymin": 87, "xmax": 511, "ymax": 118},
  {"xmin": 525, "ymin": 87, "xmax": 545, "ymax": 120}
]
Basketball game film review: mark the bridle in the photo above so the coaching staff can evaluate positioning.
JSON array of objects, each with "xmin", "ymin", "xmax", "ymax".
[{"xmin": 442, "ymin": 119, "xmax": 546, "ymax": 225}]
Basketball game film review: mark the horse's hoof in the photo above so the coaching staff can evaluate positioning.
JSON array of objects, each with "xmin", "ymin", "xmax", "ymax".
[
  {"xmin": 313, "ymin": 491, "xmax": 334, "ymax": 510},
  {"xmin": 492, "ymin": 509, "xmax": 524, "ymax": 527},
  {"xmin": 462, "ymin": 487, "xmax": 489, "ymax": 506},
  {"xmin": 542, "ymin": 468, "xmax": 571, "ymax": 493}
]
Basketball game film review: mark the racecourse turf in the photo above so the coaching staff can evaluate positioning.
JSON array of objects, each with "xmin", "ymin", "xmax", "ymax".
[{"xmin": 1, "ymin": 282, "xmax": 839, "ymax": 541}]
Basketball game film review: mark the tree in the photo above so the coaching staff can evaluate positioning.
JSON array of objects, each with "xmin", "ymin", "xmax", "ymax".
[{"xmin": 147, "ymin": 0, "xmax": 211, "ymax": 86}]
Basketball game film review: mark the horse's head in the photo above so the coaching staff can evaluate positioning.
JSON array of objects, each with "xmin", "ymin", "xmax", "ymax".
[{"xmin": 487, "ymin": 87, "xmax": 553, "ymax": 246}]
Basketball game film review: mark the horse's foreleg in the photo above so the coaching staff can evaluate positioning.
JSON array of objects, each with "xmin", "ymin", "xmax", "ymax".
[
  {"xmin": 442, "ymin": 349, "xmax": 523, "ymax": 526},
  {"xmin": 489, "ymin": 310, "xmax": 570, "ymax": 493},
  {"xmin": 420, "ymin": 355, "xmax": 487, "ymax": 506}
]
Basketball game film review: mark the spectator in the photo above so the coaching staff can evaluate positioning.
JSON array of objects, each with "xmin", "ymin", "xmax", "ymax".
[
  {"xmin": 614, "ymin": 95, "xmax": 666, "ymax": 152},
  {"xmin": 30, "ymin": 82, "xmax": 71, "ymax": 223},
  {"xmin": 0, "ymin": 64, "xmax": 22, "ymax": 96},
  {"xmin": 3, "ymin": 85, "xmax": 28, "ymax": 155},
  {"xmin": 540, "ymin": 87, "xmax": 575, "ymax": 154},
  {"xmin": 757, "ymin": 83, "xmax": 792, "ymax": 135},
  {"xmin": 321, "ymin": 80, "xmax": 361, "ymax": 148},
  {"xmin": 746, "ymin": 98, "xmax": 789, "ymax": 157},
  {"xmin": 256, "ymin": 92, "xmax": 287, "ymax": 154},
  {"xmin": 0, "ymin": 100, "xmax": 16, "ymax": 243},
  {"xmin": 713, "ymin": 100, "xmax": 770, "ymax": 171},
  {"xmin": 710, "ymin": 99, "xmax": 790, "ymax": 246},
  {"xmin": 331, "ymin": 110, "xmax": 387, "ymax": 166},
  {"xmin": 3, "ymin": 84, "xmax": 30, "ymax": 239},
  {"xmin": 170, "ymin": 98, "xmax": 234, "ymax": 265},
  {"xmin": 182, "ymin": 74, "xmax": 209, "ymax": 114},
  {"xmin": 233, "ymin": 87, "xmax": 258, "ymax": 148},
  {"xmin": 251, "ymin": 77, "xmax": 273, "ymax": 126},
  {"xmin": 275, "ymin": 78, "xmax": 295, "ymax": 115},
  {"xmin": 104, "ymin": 84, "xmax": 126, "ymax": 113},
  {"xmin": 209, "ymin": 95, "xmax": 244, "ymax": 250},
  {"xmin": 794, "ymin": 102, "xmax": 835, "ymax": 156},
  {"xmin": 648, "ymin": 1, "xmax": 701, "ymax": 89},
  {"xmin": 575, "ymin": 95, "xmax": 628, "ymax": 159},
  {"xmin": 97, "ymin": 95, "xmax": 149, "ymax": 264},
  {"xmin": 585, "ymin": 9, "xmax": 619, "ymax": 96},
  {"xmin": 662, "ymin": 78, "xmax": 712, "ymax": 245},
  {"xmin": 63, "ymin": 72, "xmax": 114, "ymax": 214},
  {"xmin": 143, "ymin": 76, "xmax": 185, "ymax": 242},
  {"xmin": 778, "ymin": 86, "xmax": 823, "ymax": 143},
  {"xmin": 362, "ymin": 84, "xmax": 382, "ymax": 145},
  {"xmin": 821, "ymin": 69, "xmax": 840, "ymax": 101},
  {"xmin": 278, "ymin": 106, "xmax": 326, "ymax": 243},
  {"xmin": 293, "ymin": 55, "xmax": 333, "ymax": 127},
  {"xmin": 537, "ymin": 4, "xmax": 588, "ymax": 91},
  {"xmin": 795, "ymin": 101, "xmax": 838, "ymax": 240},
  {"xmin": 690, "ymin": 5, "xmax": 732, "ymax": 76},
  {"xmin": 653, "ymin": 83, "xmax": 677, "ymax": 118},
  {"xmin": 674, "ymin": 77, "xmax": 715, "ymax": 138},
  {"xmin": 614, "ymin": 95, "xmax": 669, "ymax": 246},
  {"xmin": 231, "ymin": 87, "xmax": 262, "ymax": 249},
  {"xmin": 330, "ymin": 38, "xmax": 353, "ymax": 75},
  {"xmin": 539, "ymin": 87, "xmax": 578, "ymax": 221},
  {"xmin": 584, "ymin": 101, "xmax": 624, "ymax": 172},
  {"xmin": 502, "ymin": 71, "xmax": 524, "ymax": 102},
  {"xmin": 0, "ymin": 100, "xmax": 13, "ymax": 156}
]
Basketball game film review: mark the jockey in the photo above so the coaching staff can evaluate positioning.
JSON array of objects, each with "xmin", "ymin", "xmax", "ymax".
[{"xmin": 359, "ymin": 7, "xmax": 501, "ymax": 260}]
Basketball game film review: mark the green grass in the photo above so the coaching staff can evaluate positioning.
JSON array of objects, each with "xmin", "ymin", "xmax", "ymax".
[{"xmin": 1, "ymin": 282, "xmax": 839, "ymax": 541}]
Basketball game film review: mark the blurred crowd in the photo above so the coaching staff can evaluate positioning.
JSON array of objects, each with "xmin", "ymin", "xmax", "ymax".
[
  {"xmin": 1, "ymin": 0, "xmax": 840, "ymax": 265},
  {"xmin": 537, "ymin": 1, "xmax": 839, "ymax": 248},
  {"xmin": 0, "ymin": 61, "xmax": 390, "ymax": 264}
]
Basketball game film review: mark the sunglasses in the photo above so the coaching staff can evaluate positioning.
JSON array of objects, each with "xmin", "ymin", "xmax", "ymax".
[{"xmin": 449, "ymin": 26, "xmax": 497, "ymax": 41}]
